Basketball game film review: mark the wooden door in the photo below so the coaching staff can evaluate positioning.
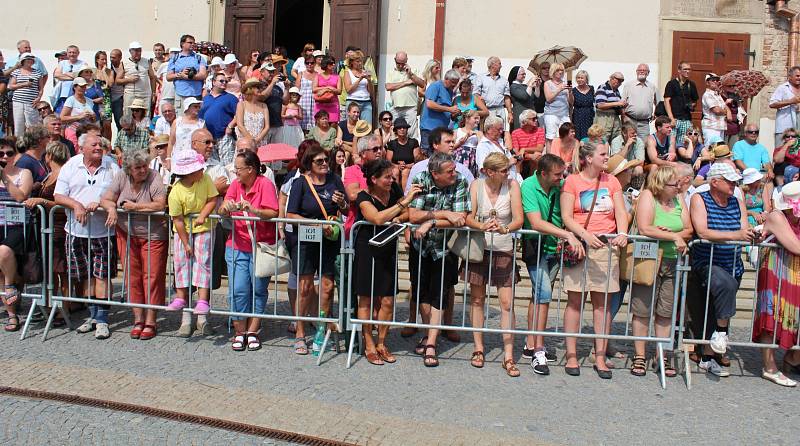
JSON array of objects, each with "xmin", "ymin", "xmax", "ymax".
[
  {"xmin": 329, "ymin": 0, "xmax": 380, "ymax": 63},
  {"xmin": 225, "ymin": 0, "xmax": 275, "ymax": 63},
  {"xmin": 671, "ymin": 31, "xmax": 751, "ymax": 124}
]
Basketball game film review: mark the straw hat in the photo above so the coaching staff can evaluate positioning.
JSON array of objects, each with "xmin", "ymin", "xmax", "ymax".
[
  {"xmin": 242, "ymin": 77, "xmax": 264, "ymax": 91},
  {"xmin": 171, "ymin": 150, "xmax": 206, "ymax": 176},
  {"xmin": 353, "ymin": 120, "xmax": 372, "ymax": 137},
  {"xmin": 128, "ymin": 98, "xmax": 148, "ymax": 110},
  {"xmin": 271, "ymin": 54, "xmax": 288, "ymax": 65},
  {"xmin": 605, "ymin": 153, "xmax": 643, "ymax": 176},
  {"xmin": 712, "ymin": 144, "xmax": 732, "ymax": 159},
  {"xmin": 152, "ymin": 134, "xmax": 170, "ymax": 147}
]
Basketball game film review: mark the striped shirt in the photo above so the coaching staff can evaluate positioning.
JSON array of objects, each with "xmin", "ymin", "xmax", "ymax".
[
  {"xmin": 594, "ymin": 81, "xmax": 622, "ymax": 107},
  {"xmin": 10, "ymin": 69, "xmax": 43, "ymax": 104},
  {"xmin": 691, "ymin": 191, "xmax": 743, "ymax": 278}
]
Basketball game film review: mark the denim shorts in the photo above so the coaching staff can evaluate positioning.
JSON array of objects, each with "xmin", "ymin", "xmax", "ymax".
[{"xmin": 526, "ymin": 253, "xmax": 560, "ymax": 304}]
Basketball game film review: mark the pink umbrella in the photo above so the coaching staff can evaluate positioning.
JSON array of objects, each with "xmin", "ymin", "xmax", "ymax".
[{"xmin": 257, "ymin": 143, "xmax": 298, "ymax": 163}]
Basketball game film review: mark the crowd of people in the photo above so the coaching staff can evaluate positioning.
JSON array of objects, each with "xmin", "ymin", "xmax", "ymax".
[{"xmin": 1, "ymin": 36, "xmax": 800, "ymax": 387}]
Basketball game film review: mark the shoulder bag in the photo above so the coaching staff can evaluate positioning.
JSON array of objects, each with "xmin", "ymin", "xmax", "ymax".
[
  {"xmin": 619, "ymin": 200, "xmax": 664, "ymax": 286},
  {"xmin": 240, "ymin": 192, "xmax": 291, "ymax": 278},
  {"xmin": 447, "ymin": 179, "xmax": 486, "ymax": 263}
]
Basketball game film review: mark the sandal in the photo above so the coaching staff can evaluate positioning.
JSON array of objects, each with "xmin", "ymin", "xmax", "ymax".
[
  {"xmin": 654, "ymin": 356, "xmax": 677, "ymax": 378},
  {"xmin": 630, "ymin": 355, "xmax": 647, "ymax": 377},
  {"xmin": 470, "ymin": 351, "xmax": 485, "ymax": 368},
  {"xmin": 2, "ymin": 286, "xmax": 19, "ymax": 307},
  {"xmin": 423, "ymin": 344, "xmax": 439, "ymax": 367},
  {"xmin": 414, "ymin": 336, "xmax": 429, "ymax": 355},
  {"xmin": 130, "ymin": 322, "xmax": 145, "ymax": 339},
  {"xmin": 376, "ymin": 345, "xmax": 396, "ymax": 363},
  {"xmin": 365, "ymin": 350, "xmax": 384, "ymax": 366},
  {"xmin": 287, "ymin": 321, "xmax": 297, "ymax": 334},
  {"xmin": 502, "ymin": 358, "xmax": 521, "ymax": 377},
  {"xmin": 3, "ymin": 315, "xmax": 19, "ymax": 332},
  {"xmin": 246, "ymin": 333, "xmax": 262, "ymax": 351},
  {"xmin": 293, "ymin": 337, "xmax": 308, "ymax": 355},
  {"xmin": 140, "ymin": 324, "xmax": 157, "ymax": 341},
  {"xmin": 232, "ymin": 334, "xmax": 246, "ymax": 351}
]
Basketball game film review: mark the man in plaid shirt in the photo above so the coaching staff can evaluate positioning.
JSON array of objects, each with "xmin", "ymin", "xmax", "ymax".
[{"xmin": 408, "ymin": 151, "xmax": 470, "ymax": 367}]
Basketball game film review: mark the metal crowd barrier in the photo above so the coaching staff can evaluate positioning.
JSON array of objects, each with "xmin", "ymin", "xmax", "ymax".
[
  {"xmin": 39, "ymin": 207, "xmax": 346, "ymax": 364},
  {"xmin": 343, "ymin": 223, "xmax": 682, "ymax": 388},
  {"xmin": 676, "ymin": 239, "xmax": 791, "ymax": 389},
  {"xmin": 0, "ymin": 202, "xmax": 49, "ymax": 340}
]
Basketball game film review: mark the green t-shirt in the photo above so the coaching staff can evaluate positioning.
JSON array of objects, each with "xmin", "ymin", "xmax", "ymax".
[
  {"xmin": 652, "ymin": 197, "xmax": 684, "ymax": 259},
  {"xmin": 521, "ymin": 172, "xmax": 563, "ymax": 254}
]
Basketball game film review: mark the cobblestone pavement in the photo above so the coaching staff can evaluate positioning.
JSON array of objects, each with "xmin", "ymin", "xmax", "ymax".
[
  {"xmin": 0, "ymin": 396, "xmax": 293, "ymax": 445},
  {"xmin": 2, "ymin": 300, "xmax": 799, "ymax": 445}
]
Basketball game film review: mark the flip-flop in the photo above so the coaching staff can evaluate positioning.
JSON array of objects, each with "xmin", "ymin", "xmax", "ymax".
[
  {"xmin": 414, "ymin": 336, "xmax": 428, "ymax": 355},
  {"xmin": 4, "ymin": 315, "xmax": 20, "ymax": 332},
  {"xmin": 293, "ymin": 337, "xmax": 309, "ymax": 355}
]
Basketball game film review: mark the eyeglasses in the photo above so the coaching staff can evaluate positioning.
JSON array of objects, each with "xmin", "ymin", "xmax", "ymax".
[
  {"xmin": 686, "ymin": 131, "xmax": 699, "ymax": 136},
  {"xmin": 381, "ymin": 117, "xmax": 392, "ymax": 122},
  {"xmin": 216, "ymin": 79, "xmax": 228, "ymax": 83},
  {"xmin": 745, "ymin": 130, "xmax": 760, "ymax": 135},
  {"xmin": 193, "ymin": 139, "xmax": 214, "ymax": 145},
  {"xmin": 312, "ymin": 158, "xmax": 328, "ymax": 166},
  {"xmin": 613, "ymin": 77, "xmax": 624, "ymax": 82},
  {"xmin": 0, "ymin": 151, "xmax": 14, "ymax": 158},
  {"xmin": 233, "ymin": 166, "xmax": 252, "ymax": 172}
]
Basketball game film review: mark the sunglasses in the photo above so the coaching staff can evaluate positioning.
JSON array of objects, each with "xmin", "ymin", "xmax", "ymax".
[
  {"xmin": 745, "ymin": 130, "xmax": 760, "ymax": 135},
  {"xmin": 368, "ymin": 146, "xmax": 382, "ymax": 153},
  {"xmin": 686, "ymin": 131, "xmax": 699, "ymax": 136},
  {"xmin": 305, "ymin": 61, "xmax": 315, "ymax": 65},
  {"xmin": 613, "ymin": 77, "xmax": 624, "ymax": 82},
  {"xmin": 193, "ymin": 139, "xmax": 214, "ymax": 145},
  {"xmin": 0, "ymin": 151, "xmax": 14, "ymax": 158},
  {"xmin": 784, "ymin": 135, "xmax": 798, "ymax": 140},
  {"xmin": 36, "ymin": 107, "xmax": 50, "ymax": 112},
  {"xmin": 313, "ymin": 158, "xmax": 328, "ymax": 166},
  {"xmin": 381, "ymin": 117, "xmax": 392, "ymax": 122},
  {"xmin": 216, "ymin": 79, "xmax": 228, "ymax": 83}
]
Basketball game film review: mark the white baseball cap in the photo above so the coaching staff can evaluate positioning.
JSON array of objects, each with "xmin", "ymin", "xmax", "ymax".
[
  {"xmin": 182, "ymin": 97, "xmax": 202, "ymax": 112},
  {"xmin": 289, "ymin": 86, "xmax": 300, "ymax": 95},
  {"xmin": 129, "ymin": 41, "xmax": 143, "ymax": 50},
  {"xmin": 312, "ymin": 50, "xmax": 324, "ymax": 58}
]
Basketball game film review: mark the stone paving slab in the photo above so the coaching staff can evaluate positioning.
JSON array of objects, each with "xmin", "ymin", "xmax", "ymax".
[{"xmin": 0, "ymin": 395, "xmax": 292, "ymax": 445}]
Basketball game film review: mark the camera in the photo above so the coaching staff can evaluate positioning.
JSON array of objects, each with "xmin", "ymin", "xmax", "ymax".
[
  {"xmin": 278, "ymin": 73, "xmax": 286, "ymax": 81},
  {"xmin": 186, "ymin": 67, "xmax": 197, "ymax": 79}
]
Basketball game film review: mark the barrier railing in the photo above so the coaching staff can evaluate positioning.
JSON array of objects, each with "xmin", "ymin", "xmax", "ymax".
[
  {"xmin": 40, "ymin": 207, "xmax": 346, "ymax": 364},
  {"xmin": 0, "ymin": 202, "xmax": 49, "ymax": 340},
  {"xmin": 343, "ymin": 222, "xmax": 682, "ymax": 388},
  {"xmin": 676, "ymin": 239, "xmax": 791, "ymax": 388}
]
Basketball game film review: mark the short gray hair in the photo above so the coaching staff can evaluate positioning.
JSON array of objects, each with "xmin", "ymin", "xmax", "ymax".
[
  {"xmin": 357, "ymin": 135, "xmax": 381, "ymax": 153},
  {"xmin": 483, "ymin": 115, "xmax": 504, "ymax": 132},
  {"xmin": 428, "ymin": 151, "xmax": 455, "ymax": 174},
  {"xmin": 674, "ymin": 162, "xmax": 694, "ymax": 178},
  {"xmin": 486, "ymin": 56, "xmax": 500, "ymax": 68},
  {"xmin": 519, "ymin": 109, "xmax": 537, "ymax": 125},
  {"xmin": 443, "ymin": 69, "xmax": 460, "ymax": 82},
  {"xmin": 122, "ymin": 149, "xmax": 150, "ymax": 176}
]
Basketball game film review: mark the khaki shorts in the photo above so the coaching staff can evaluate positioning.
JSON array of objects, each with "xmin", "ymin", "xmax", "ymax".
[
  {"xmin": 630, "ymin": 258, "xmax": 678, "ymax": 319},
  {"xmin": 562, "ymin": 245, "xmax": 620, "ymax": 293}
]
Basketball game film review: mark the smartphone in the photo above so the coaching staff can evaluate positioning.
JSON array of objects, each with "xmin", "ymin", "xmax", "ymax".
[
  {"xmin": 368, "ymin": 223, "xmax": 406, "ymax": 247},
  {"xmin": 567, "ymin": 80, "xmax": 573, "ymax": 88},
  {"xmin": 626, "ymin": 187, "xmax": 640, "ymax": 198}
]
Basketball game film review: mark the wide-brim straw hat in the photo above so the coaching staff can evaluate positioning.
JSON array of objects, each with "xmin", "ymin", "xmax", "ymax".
[{"xmin": 353, "ymin": 120, "xmax": 372, "ymax": 137}]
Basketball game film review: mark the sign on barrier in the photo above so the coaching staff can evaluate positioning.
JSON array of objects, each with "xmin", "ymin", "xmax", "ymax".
[
  {"xmin": 298, "ymin": 225, "xmax": 322, "ymax": 243},
  {"xmin": 633, "ymin": 241, "xmax": 659, "ymax": 259}
]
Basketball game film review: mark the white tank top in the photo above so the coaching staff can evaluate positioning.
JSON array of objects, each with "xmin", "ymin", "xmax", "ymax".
[
  {"xmin": 346, "ymin": 70, "xmax": 370, "ymax": 101},
  {"xmin": 475, "ymin": 179, "xmax": 514, "ymax": 252}
]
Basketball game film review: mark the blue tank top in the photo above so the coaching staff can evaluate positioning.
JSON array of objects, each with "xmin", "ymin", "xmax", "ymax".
[
  {"xmin": 691, "ymin": 191, "xmax": 743, "ymax": 278},
  {"xmin": 651, "ymin": 133, "xmax": 672, "ymax": 160}
]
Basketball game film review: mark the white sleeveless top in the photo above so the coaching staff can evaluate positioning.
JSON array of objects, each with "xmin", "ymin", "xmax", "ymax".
[
  {"xmin": 475, "ymin": 179, "xmax": 514, "ymax": 252},
  {"xmin": 346, "ymin": 70, "xmax": 370, "ymax": 101},
  {"xmin": 173, "ymin": 116, "xmax": 206, "ymax": 154}
]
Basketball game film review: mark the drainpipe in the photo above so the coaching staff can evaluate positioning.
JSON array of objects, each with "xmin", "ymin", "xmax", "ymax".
[
  {"xmin": 433, "ymin": 0, "xmax": 446, "ymax": 63},
  {"xmin": 776, "ymin": 0, "xmax": 800, "ymax": 68}
]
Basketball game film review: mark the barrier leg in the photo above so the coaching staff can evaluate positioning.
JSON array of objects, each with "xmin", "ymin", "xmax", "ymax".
[
  {"xmin": 19, "ymin": 300, "xmax": 39, "ymax": 341},
  {"xmin": 41, "ymin": 305, "xmax": 58, "ymax": 342},
  {"xmin": 346, "ymin": 325, "xmax": 359, "ymax": 369},
  {"xmin": 317, "ymin": 328, "xmax": 332, "ymax": 366},
  {"xmin": 657, "ymin": 342, "xmax": 666, "ymax": 390},
  {"xmin": 683, "ymin": 345, "xmax": 692, "ymax": 390}
]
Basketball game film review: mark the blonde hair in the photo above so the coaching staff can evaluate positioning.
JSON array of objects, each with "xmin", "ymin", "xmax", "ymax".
[
  {"xmin": 577, "ymin": 140, "xmax": 601, "ymax": 171},
  {"xmin": 549, "ymin": 63, "xmax": 565, "ymax": 78},
  {"xmin": 452, "ymin": 57, "xmax": 467, "ymax": 69},
  {"xmin": 587, "ymin": 124, "xmax": 606, "ymax": 140},
  {"xmin": 348, "ymin": 50, "xmax": 364, "ymax": 63},
  {"xmin": 646, "ymin": 165, "xmax": 676, "ymax": 197},
  {"xmin": 575, "ymin": 70, "xmax": 589, "ymax": 83},
  {"xmin": 459, "ymin": 109, "xmax": 479, "ymax": 128},
  {"xmin": 483, "ymin": 152, "xmax": 510, "ymax": 172},
  {"xmin": 422, "ymin": 59, "xmax": 441, "ymax": 84}
]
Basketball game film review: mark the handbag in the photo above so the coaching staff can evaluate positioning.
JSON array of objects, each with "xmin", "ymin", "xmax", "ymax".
[
  {"xmin": 313, "ymin": 90, "xmax": 336, "ymax": 103},
  {"xmin": 562, "ymin": 176, "xmax": 601, "ymax": 268},
  {"xmin": 239, "ymin": 194, "xmax": 291, "ymax": 277},
  {"xmin": 619, "ymin": 203, "xmax": 664, "ymax": 286},
  {"xmin": 447, "ymin": 179, "xmax": 485, "ymax": 263},
  {"xmin": 304, "ymin": 175, "xmax": 342, "ymax": 241}
]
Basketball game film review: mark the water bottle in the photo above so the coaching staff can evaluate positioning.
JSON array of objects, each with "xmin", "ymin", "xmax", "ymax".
[{"xmin": 311, "ymin": 311, "xmax": 327, "ymax": 356}]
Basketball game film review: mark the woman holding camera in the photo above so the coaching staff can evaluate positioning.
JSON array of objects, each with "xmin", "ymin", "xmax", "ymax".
[
  {"xmin": 343, "ymin": 50, "xmax": 374, "ymax": 126},
  {"xmin": 218, "ymin": 150, "xmax": 279, "ymax": 351},
  {"xmin": 543, "ymin": 63, "xmax": 573, "ymax": 151},
  {"xmin": 561, "ymin": 141, "xmax": 628, "ymax": 379},
  {"xmin": 236, "ymin": 78, "xmax": 270, "ymax": 147}
]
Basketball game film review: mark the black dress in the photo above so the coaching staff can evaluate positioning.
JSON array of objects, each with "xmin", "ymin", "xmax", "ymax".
[
  {"xmin": 386, "ymin": 138, "xmax": 418, "ymax": 164},
  {"xmin": 571, "ymin": 86, "xmax": 595, "ymax": 140},
  {"xmin": 353, "ymin": 185, "xmax": 402, "ymax": 296}
]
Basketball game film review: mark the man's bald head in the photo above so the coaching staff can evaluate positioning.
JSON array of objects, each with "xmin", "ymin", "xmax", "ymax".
[{"xmin": 236, "ymin": 137, "xmax": 256, "ymax": 153}]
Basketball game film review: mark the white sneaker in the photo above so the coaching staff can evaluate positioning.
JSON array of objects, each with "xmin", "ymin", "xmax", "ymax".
[
  {"xmin": 709, "ymin": 331, "xmax": 729, "ymax": 354},
  {"xmin": 699, "ymin": 358, "xmax": 730, "ymax": 377},
  {"xmin": 94, "ymin": 323, "xmax": 110, "ymax": 340},
  {"xmin": 76, "ymin": 319, "xmax": 96, "ymax": 334},
  {"xmin": 762, "ymin": 369, "xmax": 797, "ymax": 387},
  {"xmin": 531, "ymin": 350, "xmax": 550, "ymax": 375}
]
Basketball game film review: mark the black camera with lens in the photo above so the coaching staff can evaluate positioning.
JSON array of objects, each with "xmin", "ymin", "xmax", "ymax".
[{"xmin": 186, "ymin": 67, "xmax": 197, "ymax": 79}]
